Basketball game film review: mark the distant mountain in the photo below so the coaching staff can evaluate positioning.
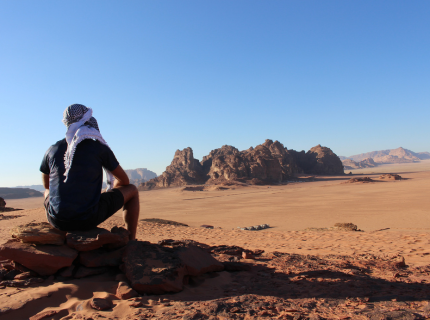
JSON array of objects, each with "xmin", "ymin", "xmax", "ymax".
[
  {"xmin": 342, "ymin": 147, "xmax": 430, "ymax": 164},
  {"xmin": 15, "ymin": 185, "xmax": 45, "ymax": 192},
  {"xmin": 0, "ymin": 187, "xmax": 43, "ymax": 199},
  {"xmin": 124, "ymin": 168, "xmax": 157, "ymax": 185},
  {"xmin": 342, "ymin": 158, "xmax": 377, "ymax": 170}
]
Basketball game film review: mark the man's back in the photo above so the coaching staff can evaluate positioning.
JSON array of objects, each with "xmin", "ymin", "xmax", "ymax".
[{"xmin": 40, "ymin": 138, "xmax": 119, "ymax": 221}]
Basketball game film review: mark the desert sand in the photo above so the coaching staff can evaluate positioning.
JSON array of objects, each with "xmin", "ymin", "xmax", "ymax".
[{"xmin": 1, "ymin": 161, "xmax": 430, "ymax": 319}]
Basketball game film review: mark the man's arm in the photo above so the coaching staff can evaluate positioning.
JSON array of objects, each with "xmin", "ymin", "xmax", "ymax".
[
  {"xmin": 111, "ymin": 165, "xmax": 130, "ymax": 188},
  {"xmin": 42, "ymin": 173, "xmax": 49, "ymax": 199}
]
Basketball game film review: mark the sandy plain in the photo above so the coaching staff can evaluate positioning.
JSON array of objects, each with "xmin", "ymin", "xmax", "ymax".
[{"xmin": 1, "ymin": 160, "xmax": 430, "ymax": 319}]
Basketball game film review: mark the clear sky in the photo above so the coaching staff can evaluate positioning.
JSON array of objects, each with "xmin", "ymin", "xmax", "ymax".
[{"xmin": 1, "ymin": 1, "xmax": 429, "ymax": 187}]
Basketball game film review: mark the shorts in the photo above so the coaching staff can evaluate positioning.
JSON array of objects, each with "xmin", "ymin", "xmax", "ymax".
[{"xmin": 45, "ymin": 189, "xmax": 125, "ymax": 231}]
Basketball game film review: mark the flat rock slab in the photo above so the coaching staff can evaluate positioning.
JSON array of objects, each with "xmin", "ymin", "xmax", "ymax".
[
  {"xmin": 123, "ymin": 241, "xmax": 224, "ymax": 295},
  {"xmin": 66, "ymin": 227, "xmax": 129, "ymax": 251},
  {"xmin": 0, "ymin": 240, "xmax": 78, "ymax": 276},
  {"xmin": 79, "ymin": 247, "xmax": 125, "ymax": 267},
  {"xmin": 10, "ymin": 222, "xmax": 66, "ymax": 245}
]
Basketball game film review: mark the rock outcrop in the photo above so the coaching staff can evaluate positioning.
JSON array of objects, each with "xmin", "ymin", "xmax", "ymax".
[
  {"xmin": 140, "ymin": 148, "xmax": 206, "ymax": 190},
  {"xmin": 0, "ymin": 197, "xmax": 5, "ymax": 208},
  {"xmin": 139, "ymin": 140, "xmax": 343, "ymax": 189},
  {"xmin": 290, "ymin": 145, "xmax": 344, "ymax": 175},
  {"xmin": 122, "ymin": 241, "xmax": 224, "ymax": 295},
  {"xmin": 342, "ymin": 158, "xmax": 377, "ymax": 170}
]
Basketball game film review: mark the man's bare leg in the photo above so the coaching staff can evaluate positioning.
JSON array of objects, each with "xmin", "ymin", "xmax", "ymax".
[{"xmin": 114, "ymin": 184, "xmax": 140, "ymax": 240}]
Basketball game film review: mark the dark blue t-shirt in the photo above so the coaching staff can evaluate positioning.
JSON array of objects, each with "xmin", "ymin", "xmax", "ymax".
[{"xmin": 40, "ymin": 138, "xmax": 119, "ymax": 221}]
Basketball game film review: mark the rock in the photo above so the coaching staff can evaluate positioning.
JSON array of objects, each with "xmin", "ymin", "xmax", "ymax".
[
  {"xmin": 10, "ymin": 222, "xmax": 66, "ymax": 245},
  {"xmin": 79, "ymin": 247, "xmax": 125, "ymax": 267},
  {"xmin": 333, "ymin": 223, "xmax": 358, "ymax": 231},
  {"xmin": 0, "ymin": 240, "xmax": 78, "ymax": 276},
  {"xmin": 66, "ymin": 227, "xmax": 128, "ymax": 251},
  {"xmin": 4, "ymin": 269, "xmax": 21, "ymax": 280},
  {"xmin": 74, "ymin": 266, "xmax": 107, "ymax": 278},
  {"xmin": 14, "ymin": 271, "xmax": 33, "ymax": 280},
  {"xmin": 139, "ymin": 147, "xmax": 206, "ymax": 190},
  {"xmin": 0, "ymin": 197, "xmax": 5, "ymax": 208},
  {"xmin": 116, "ymin": 281, "xmax": 139, "ymax": 300},
  {"xmin": 106, "ymin": 226, "xmax": 130, "ymax": 249},
  {"xmin": 242, "ymin": 252, "xmax": 254, "ymax": 259},
  {"xmin": 29, "ymin": 310, "xmax": 59, "ymax": 320},
  {"xmin": 123, "ymin": 241, "xmax": 224, "ymax": 295},
  {"xmin": 345, "ymin": 177, "xmax": 374, "ymax": 183},
  {"xmin": 200, "ymin": 225, "xmax": 214, "ymax": 229},
  {"xmin": 290, "ymin": 144, "xmax": 344, "ymax": 175},
  {"xmin": 139, "ymin": 140, "xmax": 344, "ymax": 190},
  {"xmin": 59, "ymin": 265, "xmax": 75, "ymax": 277},
  {"xmin": 379, "ymin": 173, "xmax": 402, "ymax": 180},
  {"xmin": 90, "ymin": 298, "xmax": 112, "ymax": 311}
]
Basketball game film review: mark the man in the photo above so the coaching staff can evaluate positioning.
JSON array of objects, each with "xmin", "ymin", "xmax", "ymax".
[{"xmin": 40, "ymin": 104, "xmax": 139, "ymax": 240}]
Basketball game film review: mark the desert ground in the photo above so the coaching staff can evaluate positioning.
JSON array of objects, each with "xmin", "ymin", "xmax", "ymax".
[{"xmin": 1, "ymin": 160, "xmax": 430, "ymax": 319}]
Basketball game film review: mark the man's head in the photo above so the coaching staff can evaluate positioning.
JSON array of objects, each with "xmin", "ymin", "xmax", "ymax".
[{"xmin": 62, "ymin": 104, "xmax": 99, "ymax": 131}]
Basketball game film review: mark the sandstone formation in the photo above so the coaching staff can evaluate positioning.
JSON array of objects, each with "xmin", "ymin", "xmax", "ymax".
[
  {"xmin": 379, "ymin": 173, "xmax": 402, "ymax": 180},
  {"xmin": 122, "ymin": 241, "xmax": 224, "ymax": 295},
  {"xmin": 66, "ymin": 227, "xmax": 129, "ymax": 251},
  {"xmin": 139, "ymin": 140, "xmax": 343, "ymax": 189},
  {"xmin": 0, "ymin": 197, "xmax": 5, "ymax": 207},
  {"xmin": 10, "ymin": 222, "xmax": 66, "ymax": 245},
  {"xmin": 0, "ymin": 240, "xmax": 78, "ymax": 276}
]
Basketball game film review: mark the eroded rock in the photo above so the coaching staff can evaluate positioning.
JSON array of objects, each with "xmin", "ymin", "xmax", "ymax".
[
  {"xmin": 79, "ymin": 247, "xmax": 125, "ymax": 267},
  {"xmin": 116, "ymin": 281, "xmax": 139, "ymax": 300},
  {"xmin": 123, "ymin": 241, "xmax": 224, "ymax": 295},
  {"xmin": 10, "ymin": 222, "xmax": 66, "ymax": 245},
  {"xmin": 0, "ymin": 240, "xmax": 78, "ymax": 276},
  {"xmin": 66, "ymin": 227, "xmax": 128, "ymax": 251}
]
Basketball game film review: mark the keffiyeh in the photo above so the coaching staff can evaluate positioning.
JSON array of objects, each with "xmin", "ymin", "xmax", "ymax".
[{"xmin": 62, "ymin": 104, "xmax": 114, "ymax": 191}]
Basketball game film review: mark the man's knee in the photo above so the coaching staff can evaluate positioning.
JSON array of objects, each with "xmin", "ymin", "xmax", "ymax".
[{"xmin": 115, "ymin": 184, "xmax": 138, "ymax": 203}]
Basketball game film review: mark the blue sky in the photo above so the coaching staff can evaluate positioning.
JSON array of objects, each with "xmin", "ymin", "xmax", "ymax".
[{"xmin": 1, "ymin": 1, "xmax": 429, "ymax": 187}]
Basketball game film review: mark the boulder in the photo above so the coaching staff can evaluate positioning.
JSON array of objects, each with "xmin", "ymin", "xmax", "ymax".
[
  {"xmin": 79, "ymin": 247, "xmax": 125, "ymax": 267},
  {"xmin": 66, "ymin": 227, "xmax": 129, "ymax": 251},
  {"xmin": 116, "ymin": 281, "xmax": 139, "ymax": 300},
  {"xmin": 0, "ymin": 197, "xmax": 5, "ymax": 208},
  {"xmin": 122, "ymin": 241, "xmax": 224, "ymax": 295},
  {"xmin": 0, "ymin": 240, "xmax": 78, "ymax": 276},
  {"xmin": 10, "ymin": 222, "xmax": 66, "ymax": 245},
  {"xmin": 90, "ymin": 298, "xmax": 112, "ymax": 311}
]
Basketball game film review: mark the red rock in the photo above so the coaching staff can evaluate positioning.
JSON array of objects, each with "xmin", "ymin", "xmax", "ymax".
[
  {"xmin": 90, "ymin": 298, "xmax": 112, "ymax": 311},
  {"xmin": 123, "ymin": 241, "xmax": 224, "ymax": 295},
  {"xmin": 116, "ymin": 281, "xmax": 139, "ymax": 300},
  {"xmin": 200, "ymin": 225, "xmax": 214, "ymax": 229},
  {"xmin": 14, "ymin": 271, "xmax": 32, "ymax": 280},
  {"xmin": 10, "ymin": 222, "xmax": 66, "ymax": 245},
  {"xmin": 0, "ymin": 240, "xmax": 78, "ymax": 276},
  {"xmin": 59, "ymin": 265, "xmax": 75, "ymax": 277},
  {"xmin": 106, "ymin": 226, "xmax": 130, "ymax": 249},
  {"xmin": 177, "ymin": 246, "xmax": 224, "ymax": 276},
  {"xmin": 242, "ymin": 251, "xmax": 254, "ymax": 259},
  {"xmin": 74, "ymin": 266, "xmax": 107, "ymax": 278},
  {"xmin": 79, "ymin": 247, "xmax": 125, "ymax": 267},
  {"xmin": 66, "ymin": 227, "xmax": 126, "ymax": 251},
  {"xmin": 29, "ymin": 310, "xmax": 59, "ymax": 320}
]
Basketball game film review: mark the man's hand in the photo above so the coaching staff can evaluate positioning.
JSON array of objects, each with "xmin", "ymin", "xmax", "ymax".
[
  {"xmin": 42, "ymin": 173, "xmax": 49, "ymax": 199},
  {"xmin": 111, "ymin": 165, "xmax": 130, "ymax": 188}
]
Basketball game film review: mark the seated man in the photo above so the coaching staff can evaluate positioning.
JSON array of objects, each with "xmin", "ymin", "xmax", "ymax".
[{"xmin": 40, "ymin": 104, "xmax": 139, "ymax": 240}]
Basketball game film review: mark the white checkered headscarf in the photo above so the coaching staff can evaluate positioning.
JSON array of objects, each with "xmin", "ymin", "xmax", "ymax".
[{"xmin": 62, "ymin": 104, "xmax": 114, "ymax": 190}]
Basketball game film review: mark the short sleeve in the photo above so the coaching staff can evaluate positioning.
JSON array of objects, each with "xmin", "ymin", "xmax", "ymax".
[
  {"xmin": 100, "ymin": 144, "xmax": 119, "ymax": 172},
  {"xmin": 40, "ymin": 147, "xmax": 51, "ymax": 174}
]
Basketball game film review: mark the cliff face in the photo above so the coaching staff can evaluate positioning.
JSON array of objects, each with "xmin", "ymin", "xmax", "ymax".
[
  {"xmin": 139, "ymin": 140, "xmax": 343, "ymax": 190},
  {"xmin": 140, "ymin": 148, "xmax": 206, "ymax": 190}
]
